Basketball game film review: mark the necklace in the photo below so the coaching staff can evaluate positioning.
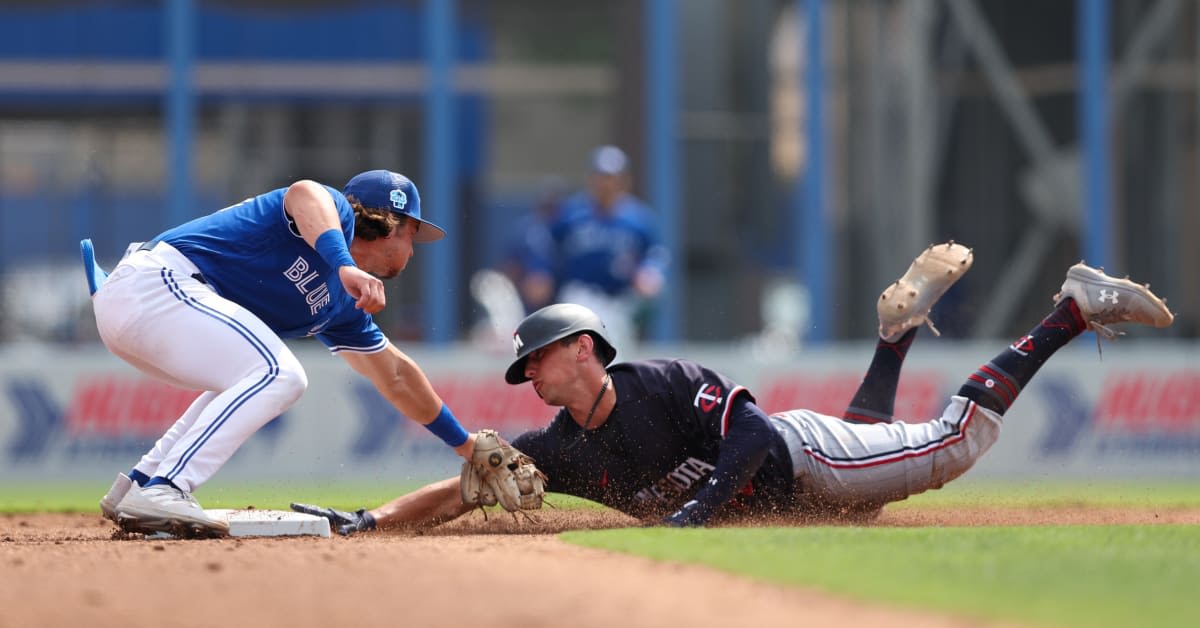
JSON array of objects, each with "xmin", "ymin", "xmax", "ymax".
[{"xmin": 566, "ymin": 373, "xmax": 611, "ymax": 449}]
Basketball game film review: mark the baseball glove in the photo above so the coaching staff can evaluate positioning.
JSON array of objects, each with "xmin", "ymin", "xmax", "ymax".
[{"xmin": 460, "ymin": 429, "xmax": 547, "ymax": 512}]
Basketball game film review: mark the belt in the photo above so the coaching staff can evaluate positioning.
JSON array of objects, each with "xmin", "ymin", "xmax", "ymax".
[{"xmin": 137, "ymin": 239, "xmax": 208, "ymax": 285}]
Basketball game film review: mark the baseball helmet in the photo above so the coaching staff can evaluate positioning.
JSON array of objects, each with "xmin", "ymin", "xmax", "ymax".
[
  {"xmin": 343, "ymin": 170, "xmax": 446, "ymax": 243},
  {"xmin": 504, "ymin": 303, "xmax": 617, "ymax": 385}
]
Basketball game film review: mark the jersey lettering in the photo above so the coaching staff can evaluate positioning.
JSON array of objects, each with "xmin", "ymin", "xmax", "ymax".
[
  {"xmin": 633, "ymin": 456, "xmax": 716, "ymax": 504},
  {"xmin": 283, "ymin": 257, "xmax": 331, "ymax": 315},
  {"xmin": 305, "ymin": 284, "xmax": 331, "ymax": 313}
]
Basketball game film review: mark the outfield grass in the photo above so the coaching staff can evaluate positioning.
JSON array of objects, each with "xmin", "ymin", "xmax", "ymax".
[
  {"xmin": 552, "ymin": 479, "xmax": 1200, "ymax": 628},
  {"xmin": 562, "ymin": 525, "xmax": 1200, "ymax": 628}
]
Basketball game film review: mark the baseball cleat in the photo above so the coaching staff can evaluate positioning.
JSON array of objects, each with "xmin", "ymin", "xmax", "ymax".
[
  {"xmin": 113, "ymin": 483, "xmax": 230, "ymax": 538},
  {"xmin": 878, "ymin": 241, "xmax": 974, "ymax": 342},
  {"xmin": 100, "ymin": 472, "xmax": 133, "ymax": 522},
  {"xmin": 1054, "ymin": 262, "xmax": 1174, "ymax": 341}
]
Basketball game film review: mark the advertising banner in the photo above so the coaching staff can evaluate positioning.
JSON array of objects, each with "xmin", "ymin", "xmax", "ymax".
[{"xmin": 1, "ymin": 340, "xmax": 1196, "ymax": 483}]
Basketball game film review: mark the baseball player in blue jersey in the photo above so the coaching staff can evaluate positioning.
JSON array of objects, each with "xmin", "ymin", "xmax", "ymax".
[
  {"xmin": 522, "ymin": 145, "xmax": 668, "ymax": 349},
  {"xmin": 88, "ymin": 170, "xmax": 483, "ymax": 537},
  {"xmin": 292, "ymin": 242, "xmax": 1174, "ymax": 534}
]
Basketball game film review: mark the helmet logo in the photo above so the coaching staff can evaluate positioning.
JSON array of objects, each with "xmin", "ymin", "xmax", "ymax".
[
  {"xmin": 512, "ymin": 332, "xmax": 524, "ymax": 355},
  {"xmin": 390, "ymin": 189, "xmax": 408, "ymax": 210}
]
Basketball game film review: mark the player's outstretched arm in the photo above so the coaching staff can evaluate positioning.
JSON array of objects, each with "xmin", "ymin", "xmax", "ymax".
[
  {"xmin": 292, "ymin": 477, "xmax": 470, "ymax": 536},
  {"xmin": 662, "ymin": 397, "xmax": 773, "ymax": 527},
  {"xmin": 373, "ymin": 477, "xmax": 473, "ymax": 529},
  {"xmin": 339, "ymin": 344, "xmax": 478, "ymax": 459}
]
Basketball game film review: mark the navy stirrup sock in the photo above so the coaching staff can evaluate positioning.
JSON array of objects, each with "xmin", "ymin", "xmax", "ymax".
[
  {"xmin": 844, "ymin": 328, "xmax": 917, "ymax": 424},
  {"xmin": 958, "ymin": 299, "xmax": 1087, "ymax": 415},
  {"xmin": 143, "ymin": 476, "xmax": 182, "ymax": 491},
  {"xmin": 129, "ymin": 469, "xmax": 151, "ymax": 487}
]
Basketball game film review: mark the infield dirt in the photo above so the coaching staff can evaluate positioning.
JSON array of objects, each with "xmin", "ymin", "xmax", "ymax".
[{"xmin": 4, "ymin": 504, "xmax": 1196, "ymax": 628}]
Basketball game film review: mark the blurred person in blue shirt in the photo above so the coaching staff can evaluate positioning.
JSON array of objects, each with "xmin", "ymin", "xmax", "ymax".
[
  {"xmin": 524, "ymin": 145, "xmax": 668, "ymax": 350},
  {"xmin": 498, "ymin": 177, "xmax": 568, "ymax": 313}
]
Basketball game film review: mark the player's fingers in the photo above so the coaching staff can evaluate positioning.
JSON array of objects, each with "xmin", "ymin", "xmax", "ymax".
[
  {"xmin": 290, "ymin": 503, "xmax": 326, "ymax": 517},
  {"xmin": 357, "ymin": 279, "xmax": 386, "ymax": 313}
]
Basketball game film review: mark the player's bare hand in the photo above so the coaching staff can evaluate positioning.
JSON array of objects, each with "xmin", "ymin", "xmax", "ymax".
[
  {"xmin": 633, "ymin": 267, "xmax": 664, "ymax": 298},
  {"xmin": 339, "ymin": 266, "xmax": 387, "ymax": 314},
  {"xmin": 453, "ymin": 432, "xmax": 478, "ymax": 459}
]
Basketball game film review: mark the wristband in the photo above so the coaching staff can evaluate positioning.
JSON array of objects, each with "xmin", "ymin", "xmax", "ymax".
[
  {"xmin": 424, "ymin": 404, "xmax": 469, "ymax": 448},
  {"xmin": 314, "ymin": 229, "xmax": 356, "ymax": 269}
]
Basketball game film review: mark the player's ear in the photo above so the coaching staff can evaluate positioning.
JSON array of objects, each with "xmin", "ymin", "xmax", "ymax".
[{"xmin": 576, "ymin": 333, "xmax": 595, "ymax": 360}]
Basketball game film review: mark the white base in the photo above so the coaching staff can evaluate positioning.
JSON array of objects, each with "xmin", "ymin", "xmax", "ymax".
[
  {"xmin": 144, "ymin": 509, "xmax": 331, "ymax": 539},
  {"xmin": 210, "ymin": 509, "xmax": 331, "ymax": 537}
]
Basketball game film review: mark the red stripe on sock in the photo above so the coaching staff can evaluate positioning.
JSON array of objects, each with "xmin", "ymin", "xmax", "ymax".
[
  {"xmin": 968, "ymin": 372, "xmax": 1013, "ymax": 406},
  {"xmin": 979, "ymin": 364, "xmax": 1019, "ymax": 401}
]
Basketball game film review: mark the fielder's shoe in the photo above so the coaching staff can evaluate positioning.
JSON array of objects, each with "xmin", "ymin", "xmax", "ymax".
[
  {"xmin": 878, "ymin": 241, "xmax": 974, "ymax": 342},
  {"xmin": 114, "ymin": 483, "xmax": 229, "ymax": 538},
  {"xmin": 100, "ymin": 472, "xmax": 133, "ymax": 522},
  {"xmin": 1055, "ymin": 262, "xmax": 1174, "ymax": 341}
]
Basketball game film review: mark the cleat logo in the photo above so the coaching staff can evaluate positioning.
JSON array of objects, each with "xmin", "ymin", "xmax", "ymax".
[{"xmin": 1097, "ymin": 289, "xmax": 1120, "ymax": 304}]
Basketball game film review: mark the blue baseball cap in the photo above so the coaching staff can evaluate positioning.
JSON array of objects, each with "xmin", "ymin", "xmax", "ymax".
[{"xmin": 343, "ymin": 170, "xmax": 447, "ymax": 243}]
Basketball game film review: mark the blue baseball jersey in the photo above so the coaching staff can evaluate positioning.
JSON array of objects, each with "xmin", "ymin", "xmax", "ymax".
[
  {"xmin": 152, "ymin": 186, "xmax": 387, "ymax": 353},
  {"xmin": 534, "ymin": 192, "xmax": 665, "ymax": 296},
  {"xmin": 511, "ymin": 359, "xmax": 795, "ymax": 521}
]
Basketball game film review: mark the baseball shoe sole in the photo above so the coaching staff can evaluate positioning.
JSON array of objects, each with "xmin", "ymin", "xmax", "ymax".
[
  {"xmin": 1055, "ymin": 262, "xmax": 1174, "ymax": 340},
  {"xmin": 115, "ymin": 514, "xmax": 229, "ymax": 539},
  {"xmin": 878, "ymin": 241, "xmax": 974, "ymax": 342},
  {"xmin": 114, "ymin": 483, "xmax": 230, "ymax": 538}
]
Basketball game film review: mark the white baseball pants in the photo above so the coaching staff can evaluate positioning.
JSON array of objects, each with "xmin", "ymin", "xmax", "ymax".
[
  {"xmin": 92, "ymin": 242, "xmax": 308, "ymax": 493},
  {"xmin": 770, "ymin": 396, "xmax": 1002, "ymax": 510}
]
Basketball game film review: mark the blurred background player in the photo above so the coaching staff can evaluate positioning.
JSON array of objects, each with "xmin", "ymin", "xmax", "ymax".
[
  {"xmin": 89, "ymin": 170, "xmax": 480, "ymax": 537},
  {"xmin": 291, "ymin": 243, "xmax": 1174, "ymax": 533},
  {"xmin": 521, "ymin": 145, "xmax": 669, "ymax": 351},
  {"xmin": 498, "ymin": 176, "xmax": 568, "ymax": 313}
]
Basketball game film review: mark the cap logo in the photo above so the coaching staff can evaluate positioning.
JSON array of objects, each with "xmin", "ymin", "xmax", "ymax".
[
  {"xmin": 390, "ymin": 189, "xmax": 408, "ymax": 211},
  {"xmin": 512, "ymin": 332, "xmax": 524, "ymax": 355}
]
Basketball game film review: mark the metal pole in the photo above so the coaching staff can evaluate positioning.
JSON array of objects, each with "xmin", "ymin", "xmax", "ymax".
[
  {"xmin": 801, "ymin": 0, "xmax": 830, "ymax": 342},
  {"xmin": 165, "ymin": 0, "xmax": 195, "ymax": 229},
  {"xmin": 1079, "ymin": 0, "xmax": 1111, "ymax": 268},
  {"xmin": 646, "ymin": 0, "xmax": 680, "ymax": 342},
  {"xmin": 423, "ymin": 0, "xmax": 458, "ymax": 344}
]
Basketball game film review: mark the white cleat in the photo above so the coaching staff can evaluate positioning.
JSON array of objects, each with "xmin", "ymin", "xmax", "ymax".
[
  {"xmin": 878, "ymin": 241, "xmax": 974, "ymax": 342},
  {"xmin": 114, "ymin": 483, "xmax": 230, "ymax": 539},
  {"xmin": 100, "ymin": 472, "xmax": 133, "ymax": 522},
  {"xmin": 1054, "ymin": 262, "xmax": 1174, "ymax": 342}
]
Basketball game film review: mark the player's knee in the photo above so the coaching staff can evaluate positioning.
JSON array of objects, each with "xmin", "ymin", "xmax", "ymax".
[{"xmin": 274, "ymin": 359, "xmax": 309, "ymax": 404}]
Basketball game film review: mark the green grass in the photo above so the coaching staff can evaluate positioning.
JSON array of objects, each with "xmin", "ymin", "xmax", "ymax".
[{"xmin": 562, "ymin": 525, "xmax": 1200, "ymax": 628}]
